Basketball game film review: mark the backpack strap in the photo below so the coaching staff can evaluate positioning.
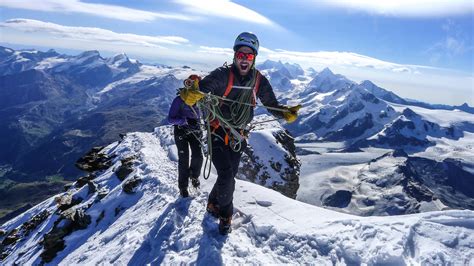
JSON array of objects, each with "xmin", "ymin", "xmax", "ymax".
[
  {"xmin": 224, "ymin": 69, "xmax": 261, "ymax": 101},
  {"xmin": 223, "ymin": 70, "xmax": 234, "ymax": 99}
]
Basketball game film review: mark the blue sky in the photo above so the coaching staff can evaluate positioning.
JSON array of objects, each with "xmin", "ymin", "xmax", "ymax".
[{"xmin": 0, "ymin": 0, "xmax": 473, "ymax": 105}]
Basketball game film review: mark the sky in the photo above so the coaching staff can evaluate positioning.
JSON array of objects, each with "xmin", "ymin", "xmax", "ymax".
[{"xmin": 0, "ymin": 0, "xmax": 473, "ymax": 105}]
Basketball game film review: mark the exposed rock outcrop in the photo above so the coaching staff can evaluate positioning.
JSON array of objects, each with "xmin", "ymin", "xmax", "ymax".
[
  {"xmin": 238, "ymin": 119, "xmax": 301, "ymax": 199},
  {"xmin": 75, "ymin": 146, "xmax": 112, "ymax": 172}
]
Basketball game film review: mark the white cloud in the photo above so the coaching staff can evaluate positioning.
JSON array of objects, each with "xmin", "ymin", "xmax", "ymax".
[
  {"xmin": 2, "ymin": 18, "xmax": 471, "ymax": 105},
  {"xmin": 0, "ymin": 0, "xmax": 191, "ymax": 22},
  {"xmin": 314, "ymin": 0, "xmax": 474, "ymax": 17},
  {"xmin": 198, "ymin": 46, "xmax": 234, "ymax": 56},
  {"xmin": 262, "ymin": 47, "xmax": 433, "ymax": 74},
  {"xmin": 1, "ymin": 19, "xmax": 189, "ymax": 47},
  {"xmin": 427, "ymin": 20, "xmax": 471, "ymax": 64},
  {"xmin": 175, "ymin": 0, "xmax": 275, "ymax": 26},
  {"xmin": 197, "ymin": 45, "xmax": 445, "ymax": 74}
]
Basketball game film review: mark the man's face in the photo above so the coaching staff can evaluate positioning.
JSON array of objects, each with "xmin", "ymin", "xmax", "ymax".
[{"xmin": 234, "ymin": 46, "xmax": 255, "ymax": 76}]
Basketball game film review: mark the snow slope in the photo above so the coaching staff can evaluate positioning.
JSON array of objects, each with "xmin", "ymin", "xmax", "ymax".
[{"xmin": 2, "ymin": 127, "xmax": 474, "ymax": 265}]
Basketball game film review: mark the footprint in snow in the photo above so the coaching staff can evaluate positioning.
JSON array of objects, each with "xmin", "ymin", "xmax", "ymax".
[
  {"xmin": 247, "ymin": 200, "xmax": 272, "ymax": 207},
  {"xmin": 257, "ymin": 200, "xmax": 272, "ymax": 207}
]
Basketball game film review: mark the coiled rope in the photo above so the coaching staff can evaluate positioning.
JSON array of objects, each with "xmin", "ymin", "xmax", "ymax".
[{"xmin": 187, "ymin": 92, "xmax": 290, "ymax": 180}]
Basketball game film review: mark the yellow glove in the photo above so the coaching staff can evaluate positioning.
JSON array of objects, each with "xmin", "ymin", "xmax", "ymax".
[
  {"xmin": 283, "ymin": 104, "xmax": 301, "ymax": 123},
  {"xmin": 180, "ymin": 88, "xmax": 204, "ymax": 106}
]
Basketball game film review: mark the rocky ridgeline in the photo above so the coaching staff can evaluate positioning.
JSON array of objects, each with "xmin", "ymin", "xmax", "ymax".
[
  {"xmin": 0, "ymin": 140, "xmax": 143, "ymax": 263},
  {"xmin": 238, "ymin": 119, "xmax": 301, "ymax": 199},
  {"xmin": 1, "ymin": 123, "xmax": 302, "ymax": 263}
]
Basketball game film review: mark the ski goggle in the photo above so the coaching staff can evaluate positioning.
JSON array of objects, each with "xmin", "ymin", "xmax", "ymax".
[{"xmin": 234, "ymin": 51, "xmax": 255, "ymax": 61}]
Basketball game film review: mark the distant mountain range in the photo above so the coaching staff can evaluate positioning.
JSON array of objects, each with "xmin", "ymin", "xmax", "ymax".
[
  {"xmin": 0, "ymin": 46, "xmax": 193, "ymax": 183},
  {"xmin": 256, "ymin": 58, "xmax": 474, "ymax": 215},
  {"xmin": 1, "ymin": 46, "xmax": 473, "ymax": 221},
  {"xmin": 0, "ymin": 47, "xmax": 201, "ymax": 218},
  {"xmin": 256, "ymin": 62, "xmax": 473, "ymax": 149}
]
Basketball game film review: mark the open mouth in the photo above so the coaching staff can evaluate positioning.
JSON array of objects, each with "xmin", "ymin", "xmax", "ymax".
[{"xmin": 240, "ymin": 63, "xmax": 249, "ymax": 71}]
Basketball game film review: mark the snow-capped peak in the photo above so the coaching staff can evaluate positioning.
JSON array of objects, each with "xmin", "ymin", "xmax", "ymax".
[
  {"xmin": 258, "ymin": 59, "xmax": 285, "ymax": 70},
  {"xmin": 360, "ymin": 80, "xmax": 376, "ymax": 88},
  {"xmin": 73, "ymin": 50, "xmax": 102, "ymax": 64},
  {"xmin": 77, "ymin": 50, "xmax": 101, "ymax": 58},
  {"xmin": 106, "ymin": 53, "xmax": 129, "ymax": 65},
  {"xmin": 318, "ymin": 67, "xmax": 334, "ymax": 77},
  {"xmin": 258, "ymin": 59, "xmax": 304, "ymax": 79},
  {"xmin": 303, "ymin": 67, "xmax": 353, "ymax": 94}
]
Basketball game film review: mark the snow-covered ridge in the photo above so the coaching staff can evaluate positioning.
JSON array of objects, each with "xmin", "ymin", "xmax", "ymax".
[{"xmin": 1, "ymin": 127, "xmax": 473, "ymax": 264}]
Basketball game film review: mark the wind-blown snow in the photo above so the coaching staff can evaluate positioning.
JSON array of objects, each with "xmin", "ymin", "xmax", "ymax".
[{"xmin": 2, "ymin": 127, "xmax": 473, "ymax": 265}]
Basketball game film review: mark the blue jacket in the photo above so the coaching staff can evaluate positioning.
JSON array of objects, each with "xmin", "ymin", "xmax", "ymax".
[{"xmin": 168, "ymin": 96, "xmax": 201, "ymax": 129}]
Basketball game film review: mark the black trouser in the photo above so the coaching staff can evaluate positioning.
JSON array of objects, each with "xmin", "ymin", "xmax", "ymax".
[
  {"xmin": 174, "ymin": 126, "xmax": 203, "ymax": 189},
  {"xmin": 208, "ymin": 127, "xmax": 247, "ymax": 218}
]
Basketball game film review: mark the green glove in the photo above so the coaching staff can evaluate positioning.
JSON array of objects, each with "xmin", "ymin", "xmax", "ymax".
[{"xmin": 283, "ymin": 104, "xmax": 301, "ymax": 123}]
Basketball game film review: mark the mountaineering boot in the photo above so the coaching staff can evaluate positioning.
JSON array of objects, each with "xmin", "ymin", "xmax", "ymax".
[
  {"xmin": 206, "ymin": 202, "xmax": 219, "ymax": 218},
  {"xmin": 190, "ymin": 176, "xmax": 200, "ymax": 188},
  {"xmin": 219, "ymin": 217, "xmax": 232, "ymax": 235},
  {"xmin": 179, "ymin": 188, "xmax": 189, "ymax": 198}
]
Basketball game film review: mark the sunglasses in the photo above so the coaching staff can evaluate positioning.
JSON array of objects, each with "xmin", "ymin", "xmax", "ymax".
[{"xmin": 235, "ymin": 51, "xmax": 255, "ymax": 61}]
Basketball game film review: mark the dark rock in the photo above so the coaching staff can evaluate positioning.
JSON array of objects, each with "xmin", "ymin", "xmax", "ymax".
[
  {"xmin": 87, "ymin": 181, "xmax": 97, "ymax": 195},
  {"xmin": 323, "ymin": 190, "xmax": 352, "ymax": 208},
  {"xmin": 75, "ymin": 174, "xmax": 96, "ymax": 188},
  {"xmin": 41, "ymin": 207, "xmax": 91, "ymax": 263},
  {"xmin": 1, "ymin": 229, "xmax": 19, "ymax": 246},
  {"xmin": 238, "ymin": 129, "xmax": 300, "ymax": 199},
  {"xmin": 97, "ymin": 188, "xmax": 109, "ymax": 200},
  {"xmin": 75, "ymin": 146, "xmax": 111, "ymax": 172},
  {"xmin": 41, "ymin": 225, "xmax": 68, "ymax": 263},
  {"xmin": 75, "ymin": 176, "xmax": 88, "ymax": 188},
  {"xmin": 402, "ymin": 157, "xmax": 474, "ymax": 209},
  {"xmin": 55, "ymin": 194, "xmax": 83, "ymax": 211},
  {"xmin": 0, "ymin": 210, "xmax": 50, "ymax": 260},
  {"xmin": 0, "ymin": 229, "xmax": 5, "ymax": 236},
  {"xmin": 115, "ymin": 157, "xmax": 136, "ymax": 181},
  {"xmin": 60, "ymin": 208, "xmax": 91, "ymax": 229},
  {"xmin": 122, "ymin": 176, "xmax": 142, "ymax": 194},
  {"xmin": 239, "ymin": 146, "xmax": 264, "ymax": 184},
  {"xmin": 273, "ymin": 130, "xmax": 301, "ymax": 199},
  {"xmin": 21, "ymin": 210, "xmax": 50, "ymax": 236},
  {"xmin": 1, "ymin": 251, "xmax": 8, "ymax": 260},
  {"xmin": 403, "ymin": 180, "xmax": 433, "ymax": 202}
]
